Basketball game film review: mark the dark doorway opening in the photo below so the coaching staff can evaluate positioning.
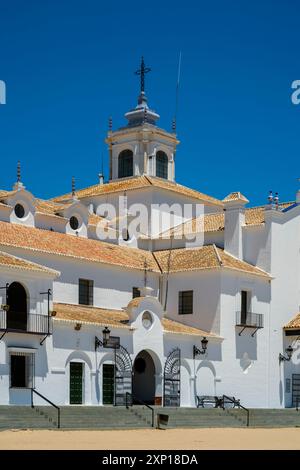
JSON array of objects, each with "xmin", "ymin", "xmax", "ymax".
[
  {"xmin": 7, "ymin": 282, "xmax": 27, "ymax": 330},
  {"xmin": 132, "ymin": 351, "xmax": 155, "ymax": 405},
  {"xmin": 103, "ymin": 364, "xmax": 115, "ymax": 405},
  {"xmin": 10, "ymin": 355, "xmax": 26, "ymax": 387},
  {"xmin": 70, "ymin": 362, "xmax": 83, "ymax": 404}
]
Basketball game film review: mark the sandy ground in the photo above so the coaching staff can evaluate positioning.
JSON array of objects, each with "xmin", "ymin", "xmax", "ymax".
[{"xmin": 0, "ymin": 428, "xmax": 300, "ymax": 450}]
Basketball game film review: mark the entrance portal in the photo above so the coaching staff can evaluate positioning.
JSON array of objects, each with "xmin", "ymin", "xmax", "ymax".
[{"xmin": 132, "ymin": 351, "xmax": 155, "ymax": 405}]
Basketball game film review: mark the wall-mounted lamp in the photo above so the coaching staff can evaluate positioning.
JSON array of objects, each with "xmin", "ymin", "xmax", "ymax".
[
  {"xmin": 95, "ymin": 326, "xmax": 111, "ymax": 351},
  {"xmin": 279, "ymin": 345, "xmax": 293, "ymax": 363},
  {"xmin": 1, "ymin": 304, "xmax": 9, "ymax": 312},
  {"xmin": 193, "ymin": 337, "xmax": 208, "ymax": 358},
  {"xmin": 74, "ymin": 323, "xmax": 82, "ymax": 331}
]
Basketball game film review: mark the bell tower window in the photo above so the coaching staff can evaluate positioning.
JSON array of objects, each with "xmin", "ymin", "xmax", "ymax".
[
  {"xmin": 156, "ymin": 151, "xmax": 168, "ymax": 179},
  {"xmin": 118, "ymin": 149, "xmax": 133, "ymax": 178}
]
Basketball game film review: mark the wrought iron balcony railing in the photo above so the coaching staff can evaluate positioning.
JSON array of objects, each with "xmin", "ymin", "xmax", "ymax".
[
  {"xmin": 236, "ymin": 311, "xmax": 263, "ymax": 328},
  {"xmin": 236, "ymin": 311, "xmax": 263, "ymax": 336},
  {"xmin": 0, "ymin": 310, "xmax": 52, "ymax": 335}
]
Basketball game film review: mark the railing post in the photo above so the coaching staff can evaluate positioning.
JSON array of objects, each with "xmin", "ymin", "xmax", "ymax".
[
  {"xmin": 58, "ymin": 408, "xmax": 60, "ymax": 429},
  {"xmin": 31, "ymin": 388, "xmax": 34, "ymax": 408}
]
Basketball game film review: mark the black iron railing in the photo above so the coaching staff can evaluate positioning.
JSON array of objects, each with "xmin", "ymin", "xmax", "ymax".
[
  {"xmin": 221, "ymin": 394, "xmax": 250, "ymax": 427},
  {"xmin": 236, "ymin": 312, "xmax": 263, "ymax": 328},
  {"xmin": 126, "ymin": 392, "xmax": 155, "ymax": 428},
  {"xmin": 31, "ymin": 388, "xmax": 60, "ymax": 429},
  {"xmin": 0, "ymin": 311, "xmax": 52, "ymax": 335}
]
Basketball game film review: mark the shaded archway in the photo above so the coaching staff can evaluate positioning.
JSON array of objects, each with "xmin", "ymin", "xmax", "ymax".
[
  {"xmin": 132, "ymin": 350, "xmax": 155, "ymax": 405},
  {"xmin": 7, "ymin": 282, "xmax": 27, "ymax": 330}
]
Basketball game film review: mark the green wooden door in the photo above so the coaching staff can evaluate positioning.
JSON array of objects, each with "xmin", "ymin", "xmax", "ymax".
[
  {"xmin": 70, "ymin": 362, "xmax": 83, "ymax": 404},
  {"xmin": 103, "ymin": 364, "xmax": 115, "ymax": 405}
]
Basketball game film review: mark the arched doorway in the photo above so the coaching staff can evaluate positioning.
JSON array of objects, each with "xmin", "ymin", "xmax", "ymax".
[
  {"xmin": 132, "ymin": 350, "xmax": 155, "ymax": 405},
  {"xmin": 7, "ymin": 282, "xmax": 27, "ymax": 330}
]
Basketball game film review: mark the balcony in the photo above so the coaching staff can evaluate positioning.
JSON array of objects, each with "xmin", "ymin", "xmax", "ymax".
[
  {"xmin": 236, "ymin": 311, "xmax": 263, "ymax": 336},
  {"xmin": 0, "ymin": 310, "xmax": 52, "ymax": 337}
]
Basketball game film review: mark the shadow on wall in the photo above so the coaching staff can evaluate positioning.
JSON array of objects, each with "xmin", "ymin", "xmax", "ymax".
[
  {"xmin": 195, "ymin": 361, "xmax": 216, "ymax": 397},
  {"xmin": 235, "ymin": 330, "xmax": 257, "ymax": 361}
]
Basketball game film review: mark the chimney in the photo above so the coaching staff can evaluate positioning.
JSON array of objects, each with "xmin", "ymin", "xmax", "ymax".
[
  {"xmin": 98, "ymin": 173, "xmax": 104, "ymax": 185},
  {"xmin": 223, "ymin": 192, "xmax": 249, "ymax": 259}
]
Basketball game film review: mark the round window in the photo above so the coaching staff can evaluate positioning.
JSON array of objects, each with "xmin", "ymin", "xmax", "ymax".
[
  {"xmin": 142, "ymin": 311, "xmax": 153, "ymax": 329},
  {"xmin": 134, "ymin": 357, "xmax": 146, "ymax": 374},
  {"xmin": 14, "ymin": 204, "xmax": 25, "ymax": 219},
  {"xmin": 70, "ymin": 216, "xmax": 79, "ymax": 230}
]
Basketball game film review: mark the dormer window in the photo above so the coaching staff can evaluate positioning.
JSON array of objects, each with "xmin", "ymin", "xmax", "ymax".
[
  {"xmin": 14, "ymin": 204, "xmax": 25, "ymax": 219},
  {"xmin": 156, "ymin": 151, "xmax": 168, "ymax": 179},
  {"xmin": 70, "ymin": 216, "xmax": 79, "ymax": 230}
]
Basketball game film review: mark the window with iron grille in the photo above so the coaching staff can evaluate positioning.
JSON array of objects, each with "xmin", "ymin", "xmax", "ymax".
[
  {"xmin": 10, "ymin": 353, "xmax": 35, "ymax": 388},
  {"xmin": 156, "ymin": 151, "xmax": 168, "ymax": 179},
  {"xmin": 118, "ymin": 149, "xmax": 133, "ymax": 178},
  {"xmin": 132, "ymin": 287, "xmax": 141, "ymax": 299},
  {"xmin": 79, "ymin": 279, "xmax": 94, "ymax": 306},
  {"xmin": 178, "ymin": 290, "xmax": 193, "ymax": 315}
]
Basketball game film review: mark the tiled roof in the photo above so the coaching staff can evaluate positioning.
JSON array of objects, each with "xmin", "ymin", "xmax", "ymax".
[
  {"xmin": 35, "ymin": 199, "xmax": 71, "ymax": 218},
  {"xmin": 0, "ymin": 250, "xmax": 60, "ymax": 276},
  {"xmin": 53, "ymin": 303, "xmax": 130, "ymax": 329},
  {"xmin": 52, "ymin": 302, "xmax": 218, "ymax": 337},
  {"xmin": 88, "ymin": 213, "xmax": 107, "ymax": 226},
  {"xmin": 0, "ymin": 221, "xmax": 160, "ymax": 272},
  {"xmin": 223, "ymin": 192, "xmax": 249, "ymax": 203},
  {"xmin": 52, "ymin": 175, "xmax": 223, "ymax": 207},
  {"xmin": 153, "ymin": 244, "xmax": 271, "ymax": 278},
  {"xmin": 0, "ymin": 190, "xmax": 18, "ymax": 201},
  {"xmin": 127, "ymin": 297, "xmax": 146, "ymax": 309},
  {"xmin": 162, "ymin": 317, "xmax": 220, "ymax": 337},
  {"xmin": 159, "ymin": 202, "xmax": 294, "ymax": 237},
  {"xmin": 284, "ymin": 313, "xmax": 300, "ymax": 329}
]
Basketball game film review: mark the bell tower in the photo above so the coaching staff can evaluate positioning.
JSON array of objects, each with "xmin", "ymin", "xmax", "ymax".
[{"xmin": 106, "ymin": 57, "xmax": 179, "ymax": 182}]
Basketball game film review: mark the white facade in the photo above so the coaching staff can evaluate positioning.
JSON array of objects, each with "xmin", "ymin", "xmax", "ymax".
[{"xmin": 0, "ymin": 83, "xmax": 299, "ymax": 410}]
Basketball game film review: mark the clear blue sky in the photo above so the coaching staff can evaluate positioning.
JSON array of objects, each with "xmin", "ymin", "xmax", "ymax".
[{"xmin": 1, "ymin": 0, "xmax": 300, "ymax": 205}]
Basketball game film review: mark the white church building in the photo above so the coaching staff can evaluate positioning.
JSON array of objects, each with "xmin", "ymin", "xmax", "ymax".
[{"xmin": 0, "ymin": 58, "xmax": 299, "ymax": 410}]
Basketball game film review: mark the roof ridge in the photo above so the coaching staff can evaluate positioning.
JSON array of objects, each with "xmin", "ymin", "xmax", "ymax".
[{"xmin": 212, "ymin": 244, "xmax": 223, "ymax": 266}]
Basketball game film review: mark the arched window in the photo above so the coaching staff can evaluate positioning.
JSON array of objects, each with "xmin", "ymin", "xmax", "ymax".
[
  {"xmin": 7, "ymin": 282, "xmax": 27, "ymax": 331},
  {"xmin": 118, "ymin": 149, "xmax": 133, "ymax": 178},
  {"xmin": 156, "ymin": 151, "xmax": 168, "ymax": 179}
]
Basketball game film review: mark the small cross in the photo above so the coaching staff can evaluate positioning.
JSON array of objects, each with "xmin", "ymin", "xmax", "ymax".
[{"xmin": 135, "ymin": 56, "xmax": 151, "ymax": 93}]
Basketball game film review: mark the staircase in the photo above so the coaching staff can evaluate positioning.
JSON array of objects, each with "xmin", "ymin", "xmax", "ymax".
[{"xmin": 0, "ymin": 406, "xmax": 299, "ymax": 430}]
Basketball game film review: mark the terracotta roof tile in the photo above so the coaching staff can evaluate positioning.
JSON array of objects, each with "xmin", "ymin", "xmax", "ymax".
[
  {"xmin": 52, "ymin": 176, "xmax": 223, "ymax": 207},
  {"xmin": 53, "ymin": 302, "xmax": 218, "ymax": 337},
  {"xmin": 0, "ymin": 221, "xmax": 160, "ymax": 272},
  {"xmin": 153, "ymin": 244, "xmax": 270, "ymax": 278},
  {"xmin": 162, "ymin": 317, "xmax": 220, "ymax": 337},
  {"xmin": 0, "ymin": 250, "xmax": 59, "ymax": 276},
  {"xmin": 53, "ymin": 303, "xmax": 130, "ymax": 329},
  {"xmin": 284, "ymin": 313, "xmax": 300, "ymax": 329},
  {"xmin": 159, "ymin": 202, "xmax": 294, "ymax": 237},
  {"xmin": 223, "ymin": 192, "xmax": 249, "ymax": 203}
]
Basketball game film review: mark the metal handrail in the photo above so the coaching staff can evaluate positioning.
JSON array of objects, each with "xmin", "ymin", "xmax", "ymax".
[
  {"xmin": 126, "ymin": 392, "xmax": 155, "ymax": 428},
  {"xmin": 222, "ymin": 394, "xmax": 250, "ymax": 427},
  {"xmin": 31, "ymin": 388, "xmax": 60, "ymax": 429},
  {"xmin": 236, "ymin": 311, "xmax": 263, "ymax": 328},
  {"xmin": 0, "ymin": 311, "xmax": 52, "ymax": 335}
]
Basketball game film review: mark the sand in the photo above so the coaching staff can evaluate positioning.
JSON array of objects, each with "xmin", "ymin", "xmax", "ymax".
[{"xmin": 0, "ymin": 428, "xmax": 299, "ymax": 450}]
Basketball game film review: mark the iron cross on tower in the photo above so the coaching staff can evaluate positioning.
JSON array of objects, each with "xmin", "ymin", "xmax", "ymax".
[{"xmin": 135, "ymin": 57, "xmax": 151, "ymax": 93}]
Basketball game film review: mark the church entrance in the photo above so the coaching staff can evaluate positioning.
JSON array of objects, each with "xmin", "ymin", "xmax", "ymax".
[{"xmin": 132, "ymin": 350, "xmax": 155, "ymax": 405}]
